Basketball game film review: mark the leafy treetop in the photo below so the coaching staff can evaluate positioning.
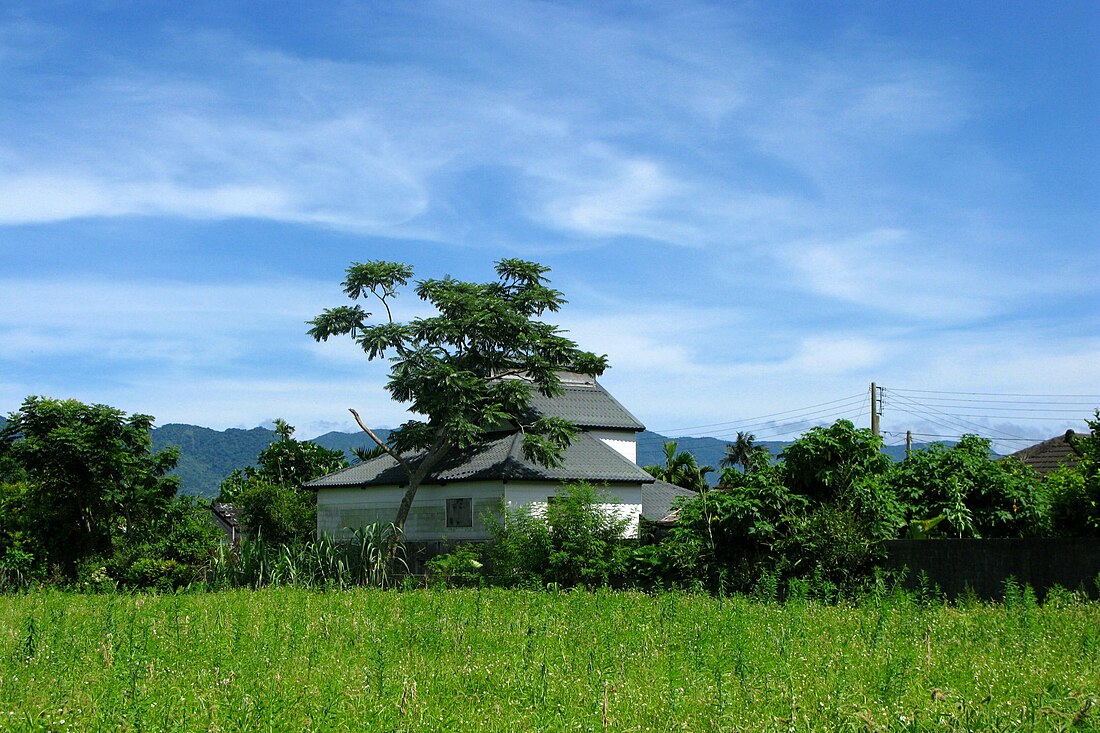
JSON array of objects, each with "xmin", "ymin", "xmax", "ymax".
[
  {"xmin": 307, "ymin": 259, "xmax": 608, "ymax": 535},
  {"xmin": 0, "ymin": 396, "xmax": 180, "ymax": 576}
]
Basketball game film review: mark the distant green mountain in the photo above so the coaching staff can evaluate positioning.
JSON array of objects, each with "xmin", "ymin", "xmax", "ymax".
[
  {"xmin": 148, "ymin": 423, "xmax": 931, "ymax": 498},
  {"xmin": 149, "ymin": 424, "xmax": 389, "ymax": 497},
  {"xmin": 312, "ymin": 429, "xmax": 390, "ymax": 457},
  {"xmin": 151, "ymin": 424, "xmax": 281, "ymax": 498}
]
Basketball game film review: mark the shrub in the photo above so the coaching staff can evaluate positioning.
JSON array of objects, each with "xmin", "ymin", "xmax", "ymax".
[
  {"xmin": 658, "ymin": 467, "xmax": 805, "ymax": 593},
  {"xmin": 486, "ymin": 482, "xmax": 632, "ymax": 588},
  {"xmin": 425, "ymin": 544, "xmax": 484, "ymax": 588},
  {"xmin": 885, "ymin": 435, "xmax": 1047, "ymax": 538}
]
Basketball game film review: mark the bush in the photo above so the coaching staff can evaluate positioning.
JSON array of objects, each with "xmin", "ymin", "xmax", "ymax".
[
  {"xmin": 1044, "ymin": 465, "xmax": 1095, "ymax": 537},
  {"xmin": 426, "ymin": 544, "xmax": 484, "ymax": 588},
  {"xmin": 486, "ymin": 482, "xmax": 632, "ymax": 588},
  {"xmin": 885, "ymin": 435, "xmax": 1046, "ymax": 538},
  {"xmin": 658, "ymin": 468, "xmax": 805, "ymax": 593},
  {"xmin": 779, "ymin": 502, "xmax": 885, "ymax": 592},
  {"xmin": 234, "ymin": 480, "xmax": 317, "ymax": 546}
]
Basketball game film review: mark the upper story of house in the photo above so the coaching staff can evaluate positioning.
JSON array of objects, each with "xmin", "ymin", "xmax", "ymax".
[{"xmin": 515, "ymin": 372, "xmax": 645, "ymax": 464}]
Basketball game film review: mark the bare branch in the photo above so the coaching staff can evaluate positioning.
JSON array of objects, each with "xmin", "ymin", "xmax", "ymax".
[{"xmin": 348, "ymin": 408, "xmax": 413, "ymax": 480}]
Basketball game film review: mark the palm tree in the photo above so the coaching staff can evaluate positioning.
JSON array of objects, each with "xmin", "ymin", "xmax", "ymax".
[
  {"xmin": 645, "ymin": 441, "xmax": 714, "ymax": 492},
  {"xmin": 721, "ymin": 431, "xmax": 769, "ymax": 475}
]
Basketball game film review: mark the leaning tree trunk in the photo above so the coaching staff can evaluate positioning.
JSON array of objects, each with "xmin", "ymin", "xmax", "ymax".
[{"xmin": 385, "ymin": 439, "xmax": 451, "ymax": 568}]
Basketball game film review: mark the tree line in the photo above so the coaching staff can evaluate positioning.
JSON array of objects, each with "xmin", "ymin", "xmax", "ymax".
[
  {"xmin": 2, "ymin": 391, "xmax": 1095, "ymax": 594},
  {"xmin": 2, "ymin": 257, "xmax": 1096, "ymax": 593}
]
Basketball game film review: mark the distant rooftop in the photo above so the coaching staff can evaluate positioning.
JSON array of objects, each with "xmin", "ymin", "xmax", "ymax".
[{"xmin": 1007, "ymin": 430, "xmax": 1082, "ymax": 477}]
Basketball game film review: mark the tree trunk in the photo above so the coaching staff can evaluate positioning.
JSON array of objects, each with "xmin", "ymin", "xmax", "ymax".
[{"xmin": 385, "ymin": 438, "xmax": 451, "ymax": 567}]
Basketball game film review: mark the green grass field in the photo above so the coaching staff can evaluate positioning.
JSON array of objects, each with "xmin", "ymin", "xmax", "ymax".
[{"xmin": 1, "ymin": 587, "xmax": 1097, "ymax": 731}]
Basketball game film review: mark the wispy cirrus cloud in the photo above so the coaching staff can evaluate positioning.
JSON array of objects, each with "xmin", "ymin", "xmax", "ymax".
[
  {"xmin": 1, "ymin": 1, "xmax": 1094, "ymax": 444},
  {"xmin": 0, "ymin": 1, "xmax": 978, "ymax": 255}
]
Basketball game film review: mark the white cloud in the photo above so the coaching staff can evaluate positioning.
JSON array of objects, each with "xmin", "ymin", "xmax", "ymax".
[{"xmin": 783, "ymin": 228, "xmax": 1000, "ymax": 320}]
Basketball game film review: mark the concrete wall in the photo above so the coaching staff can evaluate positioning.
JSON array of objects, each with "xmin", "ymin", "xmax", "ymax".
[
  {"xmin": 882, "ymin": 538, "xmax": 1100, "ymax": 599},
  {"xmin": 317, "ymin": 480, "xmax": 644, "ymax": 542},
  {"xmin": 588, "ymin": 429, "xmax": 637, "ymax": 463}
]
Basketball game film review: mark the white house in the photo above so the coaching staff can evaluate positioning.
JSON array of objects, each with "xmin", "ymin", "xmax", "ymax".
[{"xmin": 305, "ymin": 373, "xmax": 693, "ymax": 541}]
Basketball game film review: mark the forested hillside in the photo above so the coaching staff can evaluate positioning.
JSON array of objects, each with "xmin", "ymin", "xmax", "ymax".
[
  {"xmin": 149, "ymin": 424, "xmax": 389, "ymax": 496},
  {"xmin": 150, "ymin": 424, "xmax": 281, "ymax": 497},
  {"xmin": 144, "ymin": 423, "xmax": 923, "ymax": 497}
]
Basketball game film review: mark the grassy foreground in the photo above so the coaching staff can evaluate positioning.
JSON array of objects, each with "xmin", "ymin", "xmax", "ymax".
[{"xmin": 1, "ymin": 588, "xmax": 1097, "ymax": 732}]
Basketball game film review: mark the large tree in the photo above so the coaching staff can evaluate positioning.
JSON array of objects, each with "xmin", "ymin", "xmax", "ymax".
[
  {"xmin": 0, "ymin": 396, "xmax": 182, "ymax": 577},
  {"xmin": 307, "ymin": 259, "xmax": 607, "ymax": 543}
]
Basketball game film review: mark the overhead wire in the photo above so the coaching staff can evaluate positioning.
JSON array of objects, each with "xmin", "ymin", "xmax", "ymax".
[
  {"xmin": 888, "ymin": 387, "xmax": 1100, "ymax": 399},
  {"xmin": 639, "ymin": 393, "xmax": 869, "ymax": 446},
  {"xmin": 647, "ymin": 392, "xmax": 866, "ymax": 435},
  {"xmin": 885, "ymin": 391, "xmax": 1028, "ymax": 440},
  {"xmin": 637, "ymin": 384, "xmax": 1092, "ymax": 448}
]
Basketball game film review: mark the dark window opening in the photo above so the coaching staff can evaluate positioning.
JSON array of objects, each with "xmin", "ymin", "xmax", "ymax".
[{"xmin": 446, "ymin": 497, "xmax": 473, "ymax": 528}]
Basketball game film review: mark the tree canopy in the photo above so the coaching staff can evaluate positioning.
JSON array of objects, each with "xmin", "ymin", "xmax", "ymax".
[
  {"xmin": 307, "ymin": 258, "xmax": 608, "ymax": 535},
  {"xmin": 0, "ymin": 396, "xmax": 214, "ymax": 585}
]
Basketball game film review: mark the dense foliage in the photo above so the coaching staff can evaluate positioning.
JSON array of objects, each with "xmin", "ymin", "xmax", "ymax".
[
  {"xmin": 307, "ymin": 259, "xmax": 607, "ymax": 538},
  {"xmin": 885, "ymin": 435, "xmax": 1048, "ymax": 538},
  {"xmin": 1046, "ymin": 410, "xmax": 1100, "ymax": 535},
  {"xmin": 218, "ymin": 419, "xmax": 348, "ymax": 545},
  {"xmin": 1, "ymin": 389, "xmax": 1095, "ymax": 596},
  {"xmin": 484, "ymin": 482, "xmax": 633, "ymax": 588},
  {"xmin": 649, "ymin": 418, "xmax": 1098, "ymax": 595},
  {"xmin": 0, "ymin": 397, "xmax": 219, "ymax": 588}
]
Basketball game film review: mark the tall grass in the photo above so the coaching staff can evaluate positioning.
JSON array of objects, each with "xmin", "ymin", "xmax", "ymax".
[
  {"xmin": 206, "ymin": 523, "xmax": 407, "ymax": 590},
  {"xmin": 1, "ymin": 587, "xmax": 1096, "ymax": 731}
]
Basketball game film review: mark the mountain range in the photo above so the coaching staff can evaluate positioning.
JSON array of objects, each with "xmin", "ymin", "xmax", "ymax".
[{"xmin": 147, "ymin": 423, "xmax": 922, "ymax": 498}]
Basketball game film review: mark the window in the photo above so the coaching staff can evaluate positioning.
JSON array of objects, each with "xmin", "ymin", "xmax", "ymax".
[{"xmin": 446, "ymin": 497, "xmax": 473, "ymax": 528}]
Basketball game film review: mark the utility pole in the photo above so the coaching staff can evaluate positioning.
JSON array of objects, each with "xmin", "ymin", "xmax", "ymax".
[
  {"xmin": 906, "ymin": 430, "xmax": 913, "ymax": 457},
  {"xmin": 870, "ymin": 382, "xmax": 881, "ymax": 437}
]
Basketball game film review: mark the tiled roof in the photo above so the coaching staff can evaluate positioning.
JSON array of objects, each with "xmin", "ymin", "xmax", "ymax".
[
  {"xmin": 1007, "ymin": 431, "xmax": 1082, "ymax": 477},
  {"xmin": 305, "ymin": 431, "xmax": 653, "ymax": 488},
  {"xmin": 640, "ymin": 480, "xmax": 697, "ymax": 520},
  {"xmin": 519, "ymin": 377, "xmax": 645, "ymax": 431}
]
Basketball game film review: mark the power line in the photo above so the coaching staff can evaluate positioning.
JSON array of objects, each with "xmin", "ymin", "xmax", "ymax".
[
  {"xmin": 882, "ymin": 430, "xmax": 1042, "ymax": 444},
  {"xmin": 638, "ymin": 383, "xmax": 1090, "ymax": 449},
  {"xmin": 889, "ymin": 387, "xmax": 1100, "ymax": 399},
  {"xmin": 889, "ymin": 396, "xmax": 1096, "ymax": 407},
  {"xmin": 648, "ymin": 392, "xmax": 866, "ymax": 435},
  {"xmin": 885, "ymin": 392, "xmax": 1030, "ymax": 440}
]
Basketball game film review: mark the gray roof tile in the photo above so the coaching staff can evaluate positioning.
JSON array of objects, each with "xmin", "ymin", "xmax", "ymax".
[
  {"xmin": 305, "ymin": 431, "xmax": 653, "ymax": 488},
  {"xmin": 1007, "ymin": 430, "xmax": 1082, "ymax": 477},
  {"xmin": 516, "ymin": 376, "xmax": 644, "ymax": 431},
  {"xmin": 640, "ymin": 480, "xmax": 697, "ymax": 520}
]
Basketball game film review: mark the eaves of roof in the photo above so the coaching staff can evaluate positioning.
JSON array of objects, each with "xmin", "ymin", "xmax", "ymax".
[
  {"xmin": 305, "ymin": 430, "xmax": 654, "ymax": 489},
  {"xmin": 640, "ymin": 480, "xmax": 697, "ymax": 521}
]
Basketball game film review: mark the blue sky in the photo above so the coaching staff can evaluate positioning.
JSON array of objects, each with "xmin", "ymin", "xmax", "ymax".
[{"xmin": 1, "ymin": 1, "xmax": 1097, "ymax": 452}]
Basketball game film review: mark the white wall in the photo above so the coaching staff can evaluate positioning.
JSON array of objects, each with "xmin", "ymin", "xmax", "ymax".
[
  {"xmin": 587, "ymin": 429, "xmax": 638, "ymax": 463},
  {"xmin": 316, "ymin": 480, "xmax": 643, "ymax": 541},
  {"xmin": 316, "ymin": 481, "xmax": 508, "ymax": 541}
]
